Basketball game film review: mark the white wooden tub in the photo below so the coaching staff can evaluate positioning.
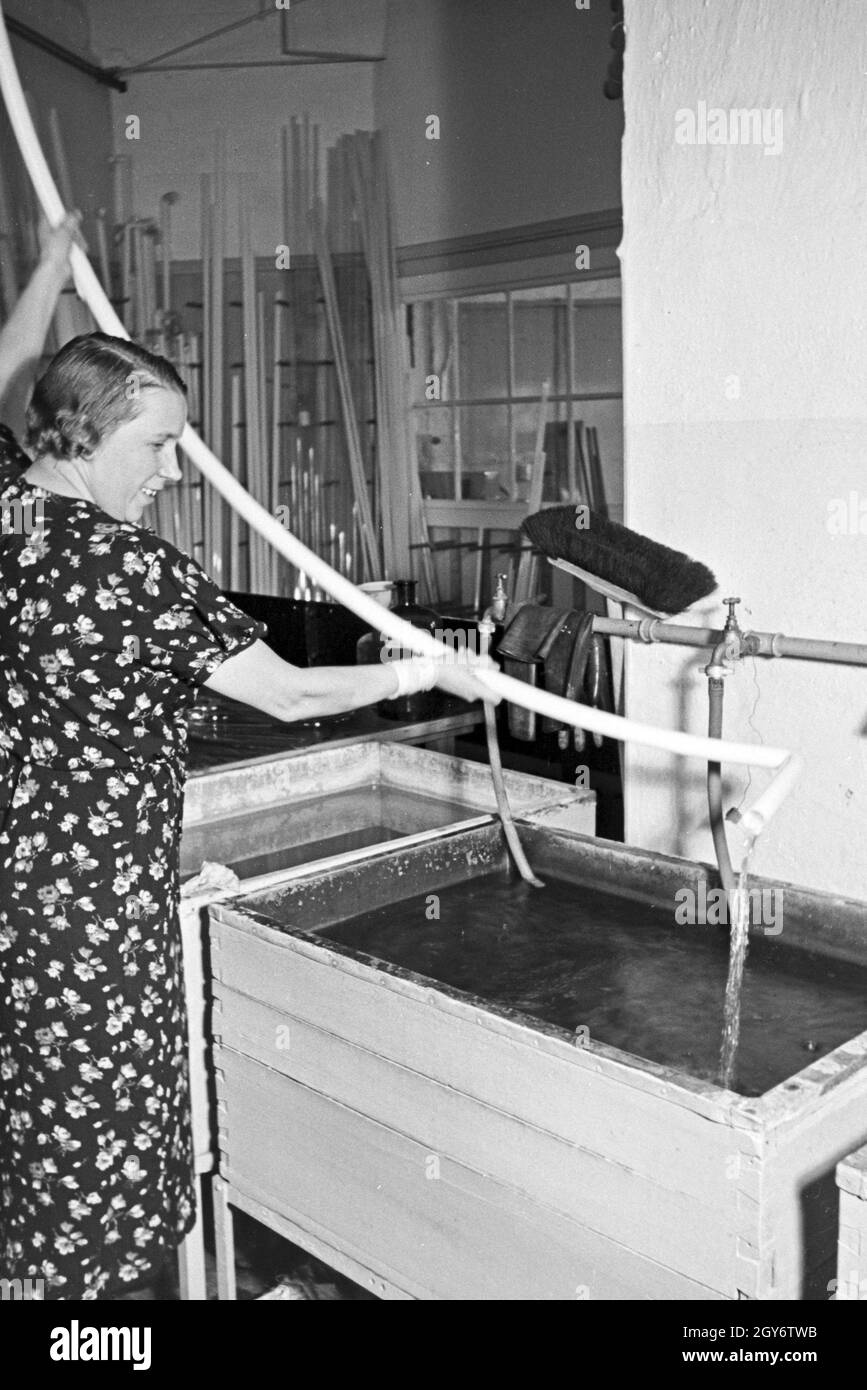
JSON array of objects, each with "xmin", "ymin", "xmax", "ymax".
[
  {"xmin": 176, "ymin": 745, "xmax": 595, "ymax": 1296},
  {"xmin": 208, "ymin": 823, "xmax": 867, "ymax": 1301}
]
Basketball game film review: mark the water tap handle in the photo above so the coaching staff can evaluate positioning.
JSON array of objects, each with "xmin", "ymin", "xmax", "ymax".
[
  {"xmin": 706, "ymin": 597, "xmax": 744, "ymax": 673},
  {"xmin": 485, "ymin": 573, "xmax": 509, "ymax": 625},
  {"xmin": 723, "ymin": 597, "xmax": 742, "ymax": 633}
]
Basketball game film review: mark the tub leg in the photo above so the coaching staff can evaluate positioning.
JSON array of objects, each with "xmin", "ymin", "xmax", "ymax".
[
  {"xmin": 836, "ymin": 1143, "xmax": 867, "ymax": 1300},
  {"xmin": 177, "ymin": 1178, "xmax": 208, "ymax": 1300},
  {"xmin": 213, "ymin": 1175, "xmax": 237, "ymax": 1301}
]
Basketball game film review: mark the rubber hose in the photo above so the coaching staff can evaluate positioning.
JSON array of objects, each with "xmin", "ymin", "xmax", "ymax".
[
  {"xmin": 707, "ymin": 677, "xmax": 737, "ymax": 894},
  {"xmin": 479, "ymin": 624, "xmax": 544, "ymax": 888}
]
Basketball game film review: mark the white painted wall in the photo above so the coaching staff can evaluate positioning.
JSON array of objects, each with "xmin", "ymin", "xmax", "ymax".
[
  {"xmin": 621, "ymin": 0, "xmax": 867, "ymax": 897},
  {"xmin": 86, "ymin": 0, "xmax": 386, "ymax": 257},
  {"xmin": 377, "ymin": 0, "xmax": 623, "ymax": 246}
]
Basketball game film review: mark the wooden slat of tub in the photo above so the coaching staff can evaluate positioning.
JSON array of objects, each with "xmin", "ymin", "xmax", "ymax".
[
  {"xmin": 837, "ymin": 1142, "xmax": 867, "ymax": 1300},
  {"xmin": 750, "ymin": 1075, "xmax": 867, "ymax": 1299},
  {"xmin": 837, "ymin": 1140, "xmax": 867, "ymax": 1199},
  {"xmin": 214, "ymin": 987, "xmax": 748, "ymax": 1294},
  {"xmin": 211, "ymin": 908, "xmax": 740, "ymax": 1132},
  {"xmin": 215, "ymin": 1047, "xmax": 725, "ymax": 1301},
  {"xmin": 210, "ymin": 916, "xmax": 767, "ymax": 1300}
]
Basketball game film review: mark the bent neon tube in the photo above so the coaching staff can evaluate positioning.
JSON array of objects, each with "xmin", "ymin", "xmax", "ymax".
[{"xmin": 0, "ymin": 3, "xmax": 801, "ymax": 835}]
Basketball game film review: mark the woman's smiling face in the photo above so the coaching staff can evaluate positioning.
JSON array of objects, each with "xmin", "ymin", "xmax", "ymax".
[{"xmin": 86, "ymin": 387, "xmax": 187, "ymax": 523}]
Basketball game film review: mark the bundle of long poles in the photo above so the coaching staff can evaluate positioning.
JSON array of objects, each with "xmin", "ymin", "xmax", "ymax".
[
  {"xmin": 310, "ymin": 198, "xmax": 378, "ymax": 581},
  {"xmin": 344, "ymin": 130, "xmax": 437, "ymax": 600},
  {"xmin": 205, "ymin": 134, "xmax": 226, "ymax": 583},
  {"xmin": 239, "ymin": 189, "xmax": 268, "ymax": 593},
  {"xmin": 251, "ymin": 117, "xmax": 370, "ymax": 597},
  {"xmin": 51, "ymin": 107, "xmax": 382, "ymax": 599},
  {"xmin": 0, "ymin": 154, "xmax": 17, "ymax": 316},
  {"xmin": 513, "ymin": 380, "xmax": 551, "ymax": 603}
]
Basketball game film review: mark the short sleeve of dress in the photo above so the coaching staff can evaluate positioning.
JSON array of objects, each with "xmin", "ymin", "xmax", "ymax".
[{"xmin": 136, "ymin": 541, "xmax": 268, "ymax": 686}]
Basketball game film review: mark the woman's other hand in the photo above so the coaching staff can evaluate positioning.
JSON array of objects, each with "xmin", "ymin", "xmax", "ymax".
[
  {"xmin": 38, "ymin": 212, "xmax": 85, "ymax": 275},
  {"xmin": 0, "ymin": 213, "xmax": 87, "ymax": 422}
]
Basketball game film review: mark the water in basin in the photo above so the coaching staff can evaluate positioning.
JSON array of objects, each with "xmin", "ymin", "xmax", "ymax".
[
  {"xmin": 315, "ymin": 871, "xmax": 867, "ymax": 1097},
  {"xmin": 181, "ymin": 784, "xmax": 478, "ymax": 883}
]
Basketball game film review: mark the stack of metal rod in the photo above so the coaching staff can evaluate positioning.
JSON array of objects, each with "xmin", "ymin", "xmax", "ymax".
[
  {"xmin": 192, "ymin": 120, "xmax": 380, "ymax": 596},
  {"xmin": 339, "ymin": 130, "xmax": 438, "ymax": 603},
  {"xmin": 34, "ymin": 114, "xmax": 421, "ymax": 601}
]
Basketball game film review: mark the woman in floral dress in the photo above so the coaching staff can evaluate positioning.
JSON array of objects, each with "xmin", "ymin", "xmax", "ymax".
[{"xmin": 0, "ymin": 268, "xmax": 495, "ymax": 1299}]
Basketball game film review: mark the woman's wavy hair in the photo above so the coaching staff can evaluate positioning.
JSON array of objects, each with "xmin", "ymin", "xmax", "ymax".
[{"xmin": 25, "ymin": 333, "xmax": 187, "ymax": 461}]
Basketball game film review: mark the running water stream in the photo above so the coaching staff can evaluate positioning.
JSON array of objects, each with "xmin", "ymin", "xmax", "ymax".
[{"xmin": 719, "ymin": 845, "xmax": 756, "ymax": 1089}]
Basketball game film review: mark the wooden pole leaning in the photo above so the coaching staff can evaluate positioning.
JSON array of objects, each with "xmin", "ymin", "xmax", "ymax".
[{"xmin": 309, "ymin": 199, "xmax": 379, "ymax": 580}]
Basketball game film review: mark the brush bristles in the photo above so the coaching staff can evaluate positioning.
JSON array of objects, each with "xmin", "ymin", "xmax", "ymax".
[{"xmin": 522, "ymin": 506, "xmax": 717, "ymax": 616}]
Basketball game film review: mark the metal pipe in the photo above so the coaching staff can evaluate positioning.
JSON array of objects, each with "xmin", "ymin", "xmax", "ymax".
[
  {"xmin": 122, "ymin": 58, "xmax": 385, "ymax": 75},
  {"xmin": 480, "ymin": 609, "xmax": 543, "ymax": 888},
  {"xmin": 279, "ymin": 5, "xmax": 384, "ymax": 63},
  {"xmin": 122, "ymin": 8, "xmax": 275, "ymax": 75},
  {"xmin": 729, "ymin": 754, "xmax": 805, "ymax": 842},
  {"xmin": 745, "ymin": 633, "xmax": 867, "ymax": 665},
  {"xmin": 593, "ymin": 617, "xmax": 867, "ymax": 668},
  {"xmin": 6, "ymin": 16, "xmax": 126, "ymax": 91}
]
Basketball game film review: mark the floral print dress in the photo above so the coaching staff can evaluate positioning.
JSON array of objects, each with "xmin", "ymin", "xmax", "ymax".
[{"xmin": 0, "ymin": 427, "xmax": 264, "ymax": 1298}]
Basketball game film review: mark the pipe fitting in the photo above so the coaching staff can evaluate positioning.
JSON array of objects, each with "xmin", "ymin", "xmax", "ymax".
[
  {"xmin": 637, "ymin": 617, "xmax": 660, "ymax": 643},
  {"xmin": 706, "ymin": 625, "xmax": 743, "ymax": 674},
  {"xmin": 727, "ymin": 753, "xmax": 804, "ymax": 841}
]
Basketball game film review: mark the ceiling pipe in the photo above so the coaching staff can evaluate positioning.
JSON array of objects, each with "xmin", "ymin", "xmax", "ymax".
[{"xmin": 6, "ymin": 15, "xmax": 126, "ymax": 92}]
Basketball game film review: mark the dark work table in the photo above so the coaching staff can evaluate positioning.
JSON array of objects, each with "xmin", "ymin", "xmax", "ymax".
[{"xmin": 186, "ymin": 693, "xmax": 484, "ymax": 776}]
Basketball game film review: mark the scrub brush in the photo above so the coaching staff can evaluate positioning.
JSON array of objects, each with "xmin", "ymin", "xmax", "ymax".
[{"xmin": 521, "ymin": 505, "xmax": 717, "ymax": 618}]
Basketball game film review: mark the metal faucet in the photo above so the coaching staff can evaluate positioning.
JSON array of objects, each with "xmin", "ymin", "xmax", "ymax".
[
  {"xmin": 723, "ymin": 596, "xmax": 743, "ymax": 637},
  {"xmin": 706, "ymin": 596, "xmax": 744, "ymax": 676},
  {"xmin": 481, "ymin": 573, "xmax": 509, "ymax": 628}
]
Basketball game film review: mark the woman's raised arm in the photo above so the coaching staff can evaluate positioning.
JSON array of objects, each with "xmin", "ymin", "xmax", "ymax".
[{"xmin": 0, "ymin": 214, "xmax": 82, "ymax": 427}]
